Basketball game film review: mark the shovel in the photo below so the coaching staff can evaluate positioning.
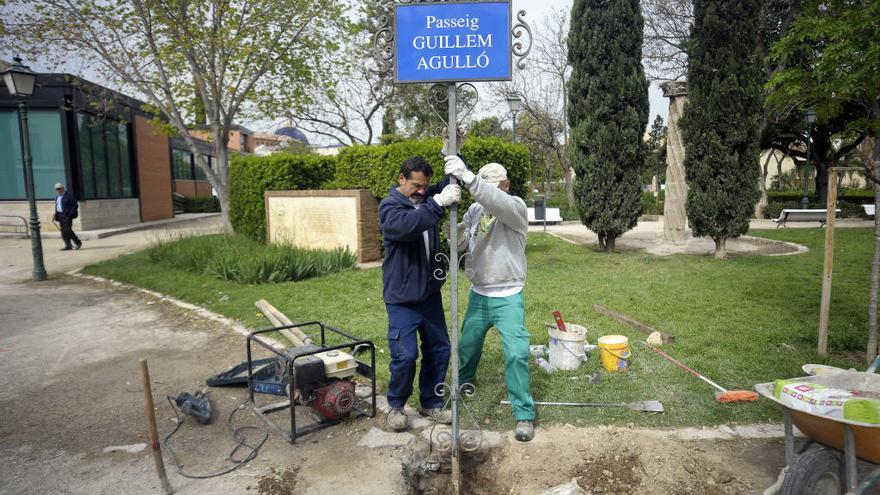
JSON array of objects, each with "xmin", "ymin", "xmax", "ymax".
[{"xmin": 501, "ymin": 399, "xmax": 664, "ymax": 413}]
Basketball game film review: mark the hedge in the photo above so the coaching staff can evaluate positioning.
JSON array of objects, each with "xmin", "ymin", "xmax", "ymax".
[
  {"xmin": 183, "ymin": 195, "xmax": 220, "ymax": 213},
  {"xmin": 228, "ymin": 153, "xmax": 336, "ymax": 241},
  {"xmin": 333, "ymin": 136, "xmax": 530, "ymax": 201},
  {"xmin": 644, "ymin": 189, "xmax": 873, "ymax": 220}
]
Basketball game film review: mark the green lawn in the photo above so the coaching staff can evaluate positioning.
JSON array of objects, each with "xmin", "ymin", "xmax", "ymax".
[{"xmin": 82, "ymin": 228, "xmax": 875, "ymax": 429}]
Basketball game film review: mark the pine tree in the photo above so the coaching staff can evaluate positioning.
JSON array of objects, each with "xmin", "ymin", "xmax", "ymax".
[
  {"xmin": 567, "ymin": 0, "xmax": 649, "ymax": 251},
  {"xmin": 643, "ymin": 115, "xmax": 667, "ymax": 185},
  {"xmin": 680, "ymin": 0, "xmax": 763, "ymax": 258}
]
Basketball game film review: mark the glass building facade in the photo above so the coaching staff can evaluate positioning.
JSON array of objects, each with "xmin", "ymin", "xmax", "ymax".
[
  {"xmin": 0, "ymin": 110, "xmax": 66, "ymax": 200},
  {"xmin": 172, "ymin": 148, "xmax": 210, "ymax": 181},
  {"xmin": 76, "ymin": 113, "xmax": 134, "ymax": 199}
]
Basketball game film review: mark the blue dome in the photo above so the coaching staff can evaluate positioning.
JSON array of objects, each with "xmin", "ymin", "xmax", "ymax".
[{"xmin": 274, "ymin": 126, "xmax": 309, "ymax": 144}]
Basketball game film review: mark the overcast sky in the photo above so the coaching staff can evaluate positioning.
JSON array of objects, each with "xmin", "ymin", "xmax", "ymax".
[{"xmin": 7, "ymin": 0, "xmax": 670, "ymax": 141}]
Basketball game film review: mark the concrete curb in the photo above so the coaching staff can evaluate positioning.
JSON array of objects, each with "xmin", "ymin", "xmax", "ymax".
[
  {"xmin": 740, "ymin": 235, "xmax": 809, "ymax": 257},
  {"xmin": 68, "ymin": 269, "xmax": 280, "ymax": 348},
  {"xmin": 40, "ymin": 213, "xmax": 221, "ymax": 240}
]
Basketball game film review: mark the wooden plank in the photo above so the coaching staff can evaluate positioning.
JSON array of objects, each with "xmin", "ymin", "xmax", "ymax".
[
  {"xmin": 255, "ymin": 299, "xmax": 307, "ymax": 347},
  {"xmin": 593, "ymin": 304, "xmax": 675, "ymax": 344},
  {"xmin": 817, "ymin": 168, "xmax": 840, "ymax": 356}
]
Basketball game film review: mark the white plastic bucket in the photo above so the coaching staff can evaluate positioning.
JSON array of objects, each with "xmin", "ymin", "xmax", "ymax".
[{"xmin": 548, "ymin": 324, "xmax": 587, "ymax": 370}]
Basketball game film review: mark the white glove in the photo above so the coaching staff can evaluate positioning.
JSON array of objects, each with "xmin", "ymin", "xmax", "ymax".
[
  {"xmin": 432, "ymin": 184, "xmax": 461, "ymax": 207},
  {"xmin": 444, "ymin": 155, "xmax": 476, "ymax": 185}
]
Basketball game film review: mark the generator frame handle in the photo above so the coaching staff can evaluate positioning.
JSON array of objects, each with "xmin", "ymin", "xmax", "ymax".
[{"xmin": 246, "ymin": 321, "xmax": 377, "ymax": 443}]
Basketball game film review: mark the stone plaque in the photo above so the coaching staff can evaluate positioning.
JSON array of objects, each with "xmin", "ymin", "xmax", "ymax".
[{"xmin": 265, "ymin": 190, "xmax": 380, "ymax": 263}]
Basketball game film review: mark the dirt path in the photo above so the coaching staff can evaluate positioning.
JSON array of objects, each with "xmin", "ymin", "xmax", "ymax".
[{"xmin": 0, "ymin": 275, "xmax": 790, "ymax": 494}]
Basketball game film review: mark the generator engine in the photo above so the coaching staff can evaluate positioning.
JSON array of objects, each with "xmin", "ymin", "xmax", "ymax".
[{"xmin": 252, "ymin": 344, "xmax": 359, "ymax": 421}]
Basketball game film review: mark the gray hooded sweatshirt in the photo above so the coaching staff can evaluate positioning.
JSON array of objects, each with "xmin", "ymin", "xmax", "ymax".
[{"xmin": 457, "ymin": 176, "xmax": 528, "ymax": 290}]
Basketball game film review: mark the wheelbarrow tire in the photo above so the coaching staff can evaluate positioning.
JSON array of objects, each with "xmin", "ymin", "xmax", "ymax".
[{"xmin": 781, "ymin": 446, "xmax": 846, "ymax": 495}]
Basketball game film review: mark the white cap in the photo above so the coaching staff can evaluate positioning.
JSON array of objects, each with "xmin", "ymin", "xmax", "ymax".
[
  {"xmin": 478, "ymin": 163, "xmax": 507, "ymax": 183},
  {"xmin": 54, "ymin": 182, "xmax": 64, "ymax": 189}
]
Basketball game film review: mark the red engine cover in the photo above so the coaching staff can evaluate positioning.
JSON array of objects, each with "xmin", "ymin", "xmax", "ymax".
[{"xmin": 310, "ymin": 379, "xmax": 356, "ymax": 420}]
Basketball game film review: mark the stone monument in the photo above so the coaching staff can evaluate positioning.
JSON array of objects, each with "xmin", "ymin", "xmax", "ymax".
[{"xmin": 661, "ymin": 81, "xmax": 690, "ymax": 244}]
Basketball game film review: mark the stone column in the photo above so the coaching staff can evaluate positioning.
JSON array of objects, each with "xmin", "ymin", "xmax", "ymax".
[{"xmin": 661, "ymin": 81, "xmax": 690, "ymax": 244}]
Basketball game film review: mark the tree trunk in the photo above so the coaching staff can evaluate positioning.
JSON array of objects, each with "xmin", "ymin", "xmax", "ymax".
[
  {"xmin": 755, "ymin": 152, "xmax": 772, "ymax": 218},
  {"xmin": 812, "ymin": 131, "xmax": 832, "ymax": 205},
  {"xmin": 211, "ymin": 140, "xmax": 234, "ymax": 235},
  {"xmin": 602, "ymin": 234, "xmax": 617, "ymax": 253},
  {"xmin": 566, "ymin": 169, "xmax": 576, "ymax": 208},
  {"xmin": 868, "ymin": 145, "xmax": 880, "ymax": 362},
  {"xmin": 714, "ymin": 237, "xmax": 727, "ymax": 259}
]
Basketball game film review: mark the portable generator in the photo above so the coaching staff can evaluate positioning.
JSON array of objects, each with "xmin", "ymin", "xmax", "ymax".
[{"xmin": 244, "ymin": 321, "xmax": 376, "ymax": 442}]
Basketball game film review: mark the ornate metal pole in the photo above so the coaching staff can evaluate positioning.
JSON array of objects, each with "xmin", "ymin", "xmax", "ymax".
[
  {"xmin": 444, "ymin": 81, "xmax": 462, "ymax": 493},
  {"xmin": 18, "ymin": 102, "xmax": 47, "ymax": 281}
]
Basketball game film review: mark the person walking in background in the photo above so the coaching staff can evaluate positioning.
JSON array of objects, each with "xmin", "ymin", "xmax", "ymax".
[
  {"xmin": 443, "ymin": 155, "xmax": 536, "ymax": 442},
  {"xmin": 379, "ymin": 157, "xmax": 461, "ymax": 431},
  {"xmin": 54, "ymin": 182, "xmax": 82, "ymax": 251}
]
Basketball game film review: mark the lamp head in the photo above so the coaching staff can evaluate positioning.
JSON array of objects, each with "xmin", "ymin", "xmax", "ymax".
[
  {"xmin": 506, "ymin": 92, "xmax": 523, "ymax": 114},
  {"xmin": 805, "ymin": 109, "xmax": 817, "ymax": 125},
  {"xmin": 2, "ymin": 57, "xmax": 37, "ymax": 97}
]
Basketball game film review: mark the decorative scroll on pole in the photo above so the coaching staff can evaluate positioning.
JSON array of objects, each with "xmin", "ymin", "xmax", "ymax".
[{"xmin": 374, "ymin": 2, "xmax": 530, "ymax": 492}]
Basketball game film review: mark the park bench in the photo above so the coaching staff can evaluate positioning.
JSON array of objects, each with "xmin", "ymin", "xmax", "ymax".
[
  {"xmin": 772, "ymin": 208, "xmax": 841, "ymax": 228},
  {"xmin": 0, "ymin": 215, "xmax": 29, "ymax": 237},
  {"xmin": 527, "ymin": 207, "xmax": 563, "ymax": 225},
  {"xmin": 863, "ymin": 204, "xmax": 875, "ymax": 219}
]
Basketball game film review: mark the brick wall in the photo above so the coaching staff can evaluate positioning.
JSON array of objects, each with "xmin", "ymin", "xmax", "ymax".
[{"xmin": 135, "ymin": 115, "xmax": 174, "ymax": 221}]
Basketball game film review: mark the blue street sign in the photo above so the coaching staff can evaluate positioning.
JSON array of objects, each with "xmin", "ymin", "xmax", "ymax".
[{"xmin": 395, "ymin": 1, "xmax": 512, "ymax": 84}]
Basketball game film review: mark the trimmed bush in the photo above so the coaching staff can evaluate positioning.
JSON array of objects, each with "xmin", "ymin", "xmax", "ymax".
[
  {"xmin": 182, "ymin": 195, "xmax": 220, "ymax": 213},
  {"xmin": 146, "ymin": 234, "xmax": 356, "ymax": 284},
  {"xmin": 228, "ymin": 153, "xmax": 336, "ymax": 241},
  {"xmin": 762, "ymin": 189, "xmax": 875, "ymax": 218},
  {"xmin": 641, "ymin": 190, "xmax": 665, "ymax": 216},
  {"xmin": 333, "ymin": 137, "xmax": 531, "ymax": 207}
]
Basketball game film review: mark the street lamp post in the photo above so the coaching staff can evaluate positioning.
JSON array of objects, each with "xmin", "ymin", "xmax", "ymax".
[
  {"xmin": 506, "ymin": 91, "xmax": 522, "ymax": 144},
  {"xmin": 801, "ymin": 109, "xmax": 817, "ymax": 210},
  {"xmin": 3, "ymin": 57, "xmax": 46, "ymax": 281}
]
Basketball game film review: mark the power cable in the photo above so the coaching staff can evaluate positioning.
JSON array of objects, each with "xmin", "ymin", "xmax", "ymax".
[{"xmin": 161, "ymin": 396, "xmax": 269, "ymax": 480}]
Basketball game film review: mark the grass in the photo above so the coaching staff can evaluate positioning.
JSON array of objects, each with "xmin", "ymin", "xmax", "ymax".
[
  {"xmin": 82, "ymin": 228, "xmax": 875, "ymax": 429},
  {"xmin": 145, "ymin": 234, "xmax": 356, "ymax": 284}
]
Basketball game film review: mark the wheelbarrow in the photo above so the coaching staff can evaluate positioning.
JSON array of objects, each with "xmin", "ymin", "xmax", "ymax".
[{"xmin": 755, "ymin": 371, "xmax": 880, "ymax": 494}]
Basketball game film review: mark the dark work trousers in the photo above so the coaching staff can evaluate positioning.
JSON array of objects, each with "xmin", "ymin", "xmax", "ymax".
[
  {"xmin": 58, "ymin": 214, "xmax": 81, "ymax": 248},
  {"xmin": 385, "ymin": 291, "xmax": 450, "ymax": 410}
]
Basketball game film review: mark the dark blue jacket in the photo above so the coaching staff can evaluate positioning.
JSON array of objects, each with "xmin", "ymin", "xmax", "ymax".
[
  {"xmin": 380, "ymin": 178, "xmax": 449, "ymax": 305},
  {"xmin": 58, "ymin": 191, "xmax": 78, "ymax": 219}
]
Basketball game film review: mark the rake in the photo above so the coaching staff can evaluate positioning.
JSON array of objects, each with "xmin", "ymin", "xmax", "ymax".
[{"xmin": 641, "ymin": 342, "xmax": 759, "ymax": 403}]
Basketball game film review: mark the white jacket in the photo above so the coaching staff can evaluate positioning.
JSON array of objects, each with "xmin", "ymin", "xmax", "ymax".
[{"xmin": 457, "ymin": 176, "xmax": 528, "ymax": 290}]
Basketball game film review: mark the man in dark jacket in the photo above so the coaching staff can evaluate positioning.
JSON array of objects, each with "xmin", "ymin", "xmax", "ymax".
[
  {"xmin": 54, "ymin": 182, "xmax": 82, "ymax": 251},
  {"xmin": 379, "ymin": 157, "xmax": 460, "ymax": 431}
]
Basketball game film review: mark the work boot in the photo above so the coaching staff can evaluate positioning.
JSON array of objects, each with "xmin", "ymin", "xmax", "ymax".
[
  {"xmin": 418, "ymin": 407, "xmax": 452, "ymax": 424},
  {"xmin": 74, "ymin": 241, "xmax": 82, "ymax": 250},
  {"xmin": 515, "ymin": 420, "xmax": 534, "ymax": 442},
  {"xmin": 387, "ymin": 408, "xmax": 408, "ymax": 431}
]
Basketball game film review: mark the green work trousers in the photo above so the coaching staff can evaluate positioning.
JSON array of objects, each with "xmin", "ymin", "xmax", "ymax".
[{"xmin": 459, "ymin": 289, "xmax": 535, "ymax": 421}]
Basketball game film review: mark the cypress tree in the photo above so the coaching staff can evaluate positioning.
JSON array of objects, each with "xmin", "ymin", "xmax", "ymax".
[
  {"xmin": 567, "ymin": 0, "xmax": 649, "ymax": 252},
  {"xmin": 680, "ymin": 0, "xmax": 762, "ymax": 258}
]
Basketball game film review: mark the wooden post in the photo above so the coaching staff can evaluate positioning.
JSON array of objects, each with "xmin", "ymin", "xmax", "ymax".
[
  {"xmin": 140, "ymin": 359, "xmax": 173, "ymax": 494},
  {"xmin": 817, "ymin": 169, "xmax": 838, "ymax": 356},
  {"xmin": 816, "ymin": 167, "xmax": 864, "ymax": 356}
]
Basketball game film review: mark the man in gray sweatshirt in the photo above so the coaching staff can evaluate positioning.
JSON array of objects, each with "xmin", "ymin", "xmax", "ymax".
[{"xmin": 444, "ymin": 155, "xmax": 536, "ymax": 441}]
